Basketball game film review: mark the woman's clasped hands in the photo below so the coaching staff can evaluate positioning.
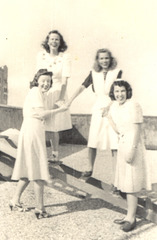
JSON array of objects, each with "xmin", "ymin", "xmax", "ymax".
[{"xmin": 32, "ymin": 104, "xmax": 68, "ymax": 121}]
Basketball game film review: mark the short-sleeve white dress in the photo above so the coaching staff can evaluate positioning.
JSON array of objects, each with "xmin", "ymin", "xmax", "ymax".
[
  {"xmin": 87, "ymin": 69, "xmax": 120, "ymax": 150},
  {"xmin": 11, "ymin": 87, "xmax": 50, "ymax": 181},
  {"xmin": 110, "ymin": 100, "xmax": 151, "ymax": 193},
  {"xmin": 36, "ymin": 50, "xmax": 72, "ymax": 132}
]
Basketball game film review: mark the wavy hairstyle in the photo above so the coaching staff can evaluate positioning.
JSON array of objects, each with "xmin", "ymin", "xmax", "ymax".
[
  {"xmin": 93, "ymin": 48, "xmax": 117, "ymax": 72},
  {"xmin": 30, "ymin": 69, "xmax": 53, "ymax": 89},
  {"xmin": 41, "ymin": 30, "xmax": 68, "ymax": 53},
  {"xmin": 109, "ymin": 80, "xmax": 132, "ymax": 100}
]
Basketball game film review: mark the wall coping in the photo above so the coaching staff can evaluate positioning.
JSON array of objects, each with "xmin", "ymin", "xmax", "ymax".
[
  {"xmin": 0, "ymin": 104, "xmax": 22, "ymax": 110},
  {"xmin": 0, "ymin": 104, "xmax": 156, "ymax": 118}
]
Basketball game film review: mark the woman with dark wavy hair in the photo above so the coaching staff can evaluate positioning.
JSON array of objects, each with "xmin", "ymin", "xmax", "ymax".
[
  {"xmin": 109, "ymin": 80, "xmax": 132, "ymax": 100},
  {"xmin": 108, "ymin": 80, "xmax": 151, "ymax": 232},
  {"xmin": 10, "ymin": 69, "xmax": 67, "ymax": 219},
  {"xmin": 65, "ymin": 48, "xmax": 122, "ymax": 181},
  {"xmin": 36, "ymin": 30, "xmax": 72, "ymax": 164},
  {"xmin": 41, "ymin": 30, "xmax": 68, "ymax": 53}
]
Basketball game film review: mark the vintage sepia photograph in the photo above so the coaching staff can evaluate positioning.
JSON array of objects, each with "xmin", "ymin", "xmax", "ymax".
[{"xmin": 0, "ymin": 0, "xmax": 157, "ymax": 239}]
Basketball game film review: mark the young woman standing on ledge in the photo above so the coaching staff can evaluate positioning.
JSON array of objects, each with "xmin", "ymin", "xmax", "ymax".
[
  {"xmin": 109, "ymin": 80, "xmax": 151, "ymax": 232},
  {"xmin": 36, "ymin": 30, "xmax": 72, "ymax": 163},
  {"xmin": 10, "ymin": 69, "xmax": 67, "ymax": 219},
  {"xmin": 65, "ymin": 48, "xmax": 122, "ymax": 180}
]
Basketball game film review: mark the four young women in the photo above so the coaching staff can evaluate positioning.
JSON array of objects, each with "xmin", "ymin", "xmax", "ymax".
[{"xmin": 10, "ymin": 30, "xmax": 151, "ymax": 230}]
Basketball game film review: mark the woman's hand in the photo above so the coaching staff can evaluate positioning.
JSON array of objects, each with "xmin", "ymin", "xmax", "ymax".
[
  {"xmin": 32, "ymin": 112, "xmax": 45, "ymax": 120},
  {"xmin": 55, "ymin": 99, "xmax": 65, "ymax": 108},
  {"xmin": 63, "ymin": 101, "xmax": 71, "ymax": 108},
  {"xmin": 57, "ymin": 105, "xmax": 68, "ymax": 113},
  {"xmin": 52, "ymin": 104, "xmax": 68, "ymax": 114},
  {"xmin": 102, "ymin": 106, "xmax": 110, "ymax": 117},
  {"xmin": 126, "ymin": 147, "xmax": 137, "ymax": 164}
]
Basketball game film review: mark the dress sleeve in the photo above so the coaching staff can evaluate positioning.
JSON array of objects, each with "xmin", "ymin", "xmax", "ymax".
[
  {"xmin": 62, "ymin": 53, "xmax": 71, "ymax": 78},
  {"xmin": 23, "ymin": 88, "xmax": 44, "ymax": 117},
  {"xmin": 117, "ymin": 70, "xmax": 122, "ymax": 79},
  {"xmin": 82, "ymin": 72, "xmax": 93, "ymax": 88},
  {"xmin": 28, "ymin": 88, "xmax": 44, "ymax": 108},
  {"xmin": 132, "ymin": 102, "xmax": 143, "ymax": 123}
]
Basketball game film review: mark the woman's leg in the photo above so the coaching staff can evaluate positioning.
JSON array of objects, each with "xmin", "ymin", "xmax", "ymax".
[
  {"xmin": 33, "ymin": 180, "xmax": 44, "ymax": 211},
  {"xmin": 125, "ymin": 193, "xmax": 138, "ymax": 223},
  {"xmin": 81, "ymin": 147, "xmax": 97, "ymax": 177},
  {"xmin": 50, "ymin": 132, "xmax": 59, "ymax": 160},
  {"xmin": 88, "ymin": 147, "xmax": 97, "ymax": 171},
  {"xmin": 52, "ymin": 132, "xmax": 59, "ymax": 152},
  {"xmin": 11, "ymin": 178, "xmax": 29, "ymax": 204},
  {"xmin": 111, "ymin": 150, "xmax": 117, "ymax": 185}
]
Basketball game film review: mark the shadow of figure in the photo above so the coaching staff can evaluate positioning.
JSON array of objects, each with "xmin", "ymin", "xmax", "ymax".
[
  {"xmin": 44, "ymin": 198, "xmax": 154, "ymax": 233},
  {"xmin": 45, "ymin": 197, "xmax": 127, "ymax": 218}
]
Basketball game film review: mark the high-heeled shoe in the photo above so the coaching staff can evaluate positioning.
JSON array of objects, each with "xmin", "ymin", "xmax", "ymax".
[
  {"xmin": 34, "ymin": 208, "xmax": 50, "ymax": 219},
  {"xmin": 9, "ymin": 200, "xmax": 28, "ymax": 212},
  {"xmin": 120, "ymin": 219, "xmax": 136, "ymax": 232},
  {"xmin": 113, "ymin": 217, "xmax": 126, "ymax": 224},
  {"xmin": 81, "ymin": 171, "xmax": 92, "ymax": 178}
]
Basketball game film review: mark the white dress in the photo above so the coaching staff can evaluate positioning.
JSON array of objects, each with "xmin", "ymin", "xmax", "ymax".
[
  {"xmin": 36, "ymin": 50, "xmax": 72, "ymax": 132},
  {"xmin": 110, "ymin": 100, "xmax": 151, "ymax": 193},
  {"xmin": 87, "ymin": 69, "xmax": 120, "ymax": 150},
  {"xmin": 11, "ymin": 87, "xmax": 50, "ymax": 181}
]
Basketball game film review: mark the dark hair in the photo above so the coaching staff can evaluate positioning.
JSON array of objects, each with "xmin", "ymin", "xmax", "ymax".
[
  {"xmin": 41, "ymin": 30, "xmax": 68, "ymax": 53},
  {"xmin": 109, "ymin": 80, "xmax": 132, "ymax": 100},
  {"xmin": 30, "ymin": 69, "xmax": 53, "ymax": 89},
  {"xmin": 93, "ymin": 48, "xmax": 117, "ymax": 72}
]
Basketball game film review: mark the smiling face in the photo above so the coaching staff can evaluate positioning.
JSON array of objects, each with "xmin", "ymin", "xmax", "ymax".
[
  {"xmin": 113, "ymin": 85, "xmax": 127, "ymax": 105},
  {"xmin": 48, "ymin": 33, "xmax": 60, "ymax": 51},
  {"xmin": 38, "ymin": 75, "xmax": 51, "ymax": 93},
  {"xmin": 97, "ymin": 52, "xmax": 111, "ymax": 71}
]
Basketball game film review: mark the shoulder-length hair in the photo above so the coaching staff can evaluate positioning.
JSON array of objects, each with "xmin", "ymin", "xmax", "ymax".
[
  {"xmin": 30, "ymin": 69, "xmax": 53, "ymax": 89},
  {"xmin": 93, "ymin": 48, "xmax": 117, "ymax": 72},
  {"xmin": 109, "ymin": 80, "xmax": 132, "ymax": 100},
  {"xmin": 41, "ymin": 30, "xmax": 68, "ymax": 53}
]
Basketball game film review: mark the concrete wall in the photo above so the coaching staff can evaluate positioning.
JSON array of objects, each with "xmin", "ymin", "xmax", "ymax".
[
  {"xmin": 0, "ymin": 66, "xmax": 8, "ymax": 105},
  {"xmin": 0, "ymin": 104, "xmax": 157, "ymax": 149},
  {"xmin": 0, "ymin": 105, "xmax": 22, "ymax": 131}
]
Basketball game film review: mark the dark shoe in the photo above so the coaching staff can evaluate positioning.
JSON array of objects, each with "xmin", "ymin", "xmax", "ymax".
[
  {"xmin": 111, "ymin": 185, "xmax": 120, "ymax": 196},
  {"xmin": 34, "ymin": 208, "xmax": 51, "ymax": 219},
  {"xmin": 81, "ymin": 171, "xmax": 92, "ymax": 178},
  {"xmin": 114, "ymin": 218, "xmax": 126, "ymax": 224},
  {"xmin": 48, "ymin": 160, "xmax": 63, "ymax": 165},
  {"xmin": 120, "ymin": 219, "xmax": 136, "ymax": 232},
  {"xmin": 113, "ymin": 190, "xmax": 120, "ymax": 196}
]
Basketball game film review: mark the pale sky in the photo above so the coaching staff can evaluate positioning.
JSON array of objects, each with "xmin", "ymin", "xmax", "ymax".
[{"xmin": 0, "ymin": 0, "xmax": 157, "ymax": 115}]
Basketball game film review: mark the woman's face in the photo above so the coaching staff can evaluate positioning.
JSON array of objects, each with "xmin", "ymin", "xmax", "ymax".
[
  {"xmin": 48, "ymin": 33, "xmax": 60, "ymax": 51},
  {"xmin": 97, "ymin": 52, "xmax": 111, "ymax": 70},
  {"xmin": 113, "ymin": 85, "xmax": 127, "ymax": 105},
  {"xmin": 38, "ymin": 75, "xmax": 51, "ymax": 93}
]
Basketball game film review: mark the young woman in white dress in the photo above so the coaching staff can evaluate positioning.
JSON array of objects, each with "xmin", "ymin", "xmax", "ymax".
[
  {"xmin": 10, "ymin": 69, "xmax": 67, "ymax": 219},
  {"xmin": 36, "ymin": 30, "xmax": 72, "ymax": 163},
  {"xmin": 65, "ymin": 48, "xmax": 122, "ymax": 179},
  {"xmin": 108, "ymin": 80, "xmax": 151, "ymax": 232}
]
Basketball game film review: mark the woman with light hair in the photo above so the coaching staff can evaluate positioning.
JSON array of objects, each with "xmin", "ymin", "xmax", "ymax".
[{"xmin": 66, "ymin": 48, "xmax": 122, "ymax": 184}]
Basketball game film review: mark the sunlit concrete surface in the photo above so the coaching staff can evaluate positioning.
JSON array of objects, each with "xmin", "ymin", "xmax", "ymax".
[{"xmin": 0, "ymin": 144, "xmax": 157, "ymax": 240}]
